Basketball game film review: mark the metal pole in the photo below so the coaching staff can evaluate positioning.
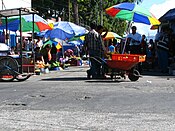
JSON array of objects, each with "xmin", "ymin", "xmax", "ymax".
[
  {"xmin": 1, "ymin": 0, "xmax": 6, "ymax": 10},
  {"xmin": 19, "ymin": 9, "xmax": 23, "ymax": 73},
  {"xmin": 2, "ymin": 0, "xmax": 4, "ymax": 10},
  {"xmin": 121, "ymin": 22, "xmax": 132, "ymax": 54},
  {"xmin": 68, "ymin": 0, "xmax": 70, "ymax": 22},
  {"xmin": 5, "ymin": 17, "xmax": 7, "ymax": 44},
  {"xmin": 32, "ymin": 13, "xmax": 35, "ymax": 73},
  {"xmin": 100, "ymin": 0, "xmax": 103, "ymax": 25}
]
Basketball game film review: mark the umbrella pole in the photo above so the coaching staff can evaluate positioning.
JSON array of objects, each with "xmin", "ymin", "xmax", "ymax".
[
  {"xmin": 121, "ymin": 39, "xmax": 127, "ymax": 54},
  {"xmin": 121, "ymin": 22, "xmax": 132, "ymax": 54},
  {"xmin": 62, "ymin": 41, "xmax": 64, "ymax": 58}
]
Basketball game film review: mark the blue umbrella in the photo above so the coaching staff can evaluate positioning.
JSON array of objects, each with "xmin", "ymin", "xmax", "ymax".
[{"xmin": 44, "ymin": 21, "xmax": 87, "ymax": 40}]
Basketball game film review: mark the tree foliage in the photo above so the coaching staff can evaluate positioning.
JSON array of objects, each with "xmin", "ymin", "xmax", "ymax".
[
  {"xmin": 32, "ymin": 0, "xmax": 143, "ymax": 36},
  {"xmin": 75, "ymin": 0, "xmax": 143, "ymax": 36}
]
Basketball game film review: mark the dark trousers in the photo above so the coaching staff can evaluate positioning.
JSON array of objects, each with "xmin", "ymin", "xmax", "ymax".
[
  {"xmin": 88, "ymin": 50, "xmax": 103, "ymax": 78},
  {"xmin": 129, "ymin": 45, "xmax": 142, "ymax": 73},
  {"xmin": 129, "ymin": 45, "xmax": 141, "ymax": 54}
]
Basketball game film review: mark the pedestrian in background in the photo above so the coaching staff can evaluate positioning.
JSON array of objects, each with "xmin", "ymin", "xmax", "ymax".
[
  {"xmin": 108, "ymin": 39, "xmax": 115, "ymax": 53},
  {"xmin": 126, "ymin": 26, "xmax": 142, "ymax": 73},
  {"xmin": 156, "ymin": 26, "xmax": 170, "ymax": 73},
  {"xmin": 126, "ymin": 26, "xmax": 142, "ymax": 54},
  {"xmin": 140, "ymin": 34, "xmax": 147, "ymax": 55}
]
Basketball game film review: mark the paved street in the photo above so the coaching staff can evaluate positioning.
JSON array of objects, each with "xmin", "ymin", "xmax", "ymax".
[{"xmin": 0, "ymin": 66, "xmax": 175, "ymax": 130}]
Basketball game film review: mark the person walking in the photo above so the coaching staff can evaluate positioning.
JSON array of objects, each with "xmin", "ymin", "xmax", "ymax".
[{"xmin": 84, "ymin": 22, "xmax": 106, "ymax": 79}]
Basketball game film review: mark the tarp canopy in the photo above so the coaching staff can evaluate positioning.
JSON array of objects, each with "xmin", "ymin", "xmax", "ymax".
[
  {"xmin": 0, "ymin": 8, "xmax": 37, "ymax": 17},
  {"xmin": 159, "ymin": 8, "xmax": 175, "ymax": 22}
]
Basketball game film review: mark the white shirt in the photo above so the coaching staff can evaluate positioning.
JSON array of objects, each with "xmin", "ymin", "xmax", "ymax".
[
  {"xmin": 36, "ymin": 40, "xmax": 43, "ymax": 48},
  {"xmin": 127, "ymin": 33, "xmax": 141, "ymax": 46}
]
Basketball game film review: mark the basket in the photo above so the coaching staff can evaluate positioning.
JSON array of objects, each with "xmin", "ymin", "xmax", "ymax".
[{"xmin": 111, "ymin": 54, "xmax": 146, "ymax": 62}]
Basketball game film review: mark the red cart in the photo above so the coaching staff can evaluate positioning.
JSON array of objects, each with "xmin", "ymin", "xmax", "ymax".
[
  {"xmin": 105, "ymin": 54, "xmax": 146, "ymax": 81},
  {"xmin": 87, "ymin": 54, "xmax": 146, "ymax": 81}
]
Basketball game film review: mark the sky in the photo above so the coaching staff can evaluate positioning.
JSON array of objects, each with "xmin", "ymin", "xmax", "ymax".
[
  {"xmin": 0, "ymin": 0, "xmax": 31, "ymax": 10},
  {"xmin": 133, "ymin": 0, "xmax": 175, "ymax": 36}
]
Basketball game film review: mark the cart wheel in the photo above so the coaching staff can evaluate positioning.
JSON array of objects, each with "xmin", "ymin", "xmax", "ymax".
[
  {"xmin": 128, "ymin": 70, "xmax": 140, "ymax": 81},
  {"xmin": 0, "ymin": 57, "xmax": 19, "ymax": 82}
]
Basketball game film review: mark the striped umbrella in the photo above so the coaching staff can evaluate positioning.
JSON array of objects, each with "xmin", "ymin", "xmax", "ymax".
[{"xmin": 106, "ymin": 2, "xmax": 160, "ymax": 25}]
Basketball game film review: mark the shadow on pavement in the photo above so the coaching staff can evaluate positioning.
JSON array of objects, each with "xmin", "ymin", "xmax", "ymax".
[
  {"xmin": 141, "ymin": 70, "xmax": 171, "ymax": 77},
  {"xmin": 85, "ymin": 79, "xmax": 128, "ymax": 83},
  {"xmin": 41, "ymin": 77, "xmax": 88, "ymax": 81},
  {"xmin": 41, "ymin": 77, "xmax": 130, "ymax": 83}
]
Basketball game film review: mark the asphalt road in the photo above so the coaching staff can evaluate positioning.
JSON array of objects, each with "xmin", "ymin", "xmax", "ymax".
[{"xmin": 0, "ymin": 66, "xmax": 175, "ymax": 130}]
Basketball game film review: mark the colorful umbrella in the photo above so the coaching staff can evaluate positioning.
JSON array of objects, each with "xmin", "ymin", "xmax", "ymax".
[
  {"xmin": 69, "ymin": 35, "xmax": 85, "ymax": 41},
  {"xmin": 102, "ymin": 31, "xmax": 122, "ymax": 40},
  {"xmin": 44, "ymin": 21, "xmax": 87, "ymax": 40},
  {"xmin": 0, "ymin": 14, "xmax": 52, "ymax": 32},
  {"xmin": 42, "ymin": 40, "xmax": 53, "ymax": 48},
  {"xmin": 150, "ymin": 25, "xmax": 159, "ymax": 30},
  {"xmin": 105, "ymin": 2, "xmax": 160, "ymax": 25},
  {"xmin": 42, "ymin": 39, "xmax": 63, "ymax": 51}
]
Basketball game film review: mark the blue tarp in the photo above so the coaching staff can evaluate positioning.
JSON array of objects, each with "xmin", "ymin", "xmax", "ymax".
[{"xmin": 0, "ymin": 19, "xmax": 20, "ymax": 31}]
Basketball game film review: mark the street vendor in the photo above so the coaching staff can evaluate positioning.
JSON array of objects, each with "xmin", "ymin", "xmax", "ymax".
[
  {"xmin": 40, "ymin": 44, "xmax": 52, "ymax": 64},
  {"xmin": 84, "ymin": 22, "xmax": 106, "ymax": 79}
]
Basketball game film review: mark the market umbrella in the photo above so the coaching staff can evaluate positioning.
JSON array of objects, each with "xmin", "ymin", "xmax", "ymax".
[
  {"xmin": 42, "ymin": 40, "xmax": 53, "ymax": 48},
  {"xmin": 69, "ymin": 35, "xmax": 85, "ymax": 41},
  {"xmin": 105, "ymin": 2, "xmax": 160, "ymax": 53},
  {"xmin": 102, "ymin": 31, "xmax": 122, "ymax": 40},
  {"xmin": 150, "ymin": 25, "xmax": 159, "ymax": 30},
  {"xmin": 0, "ymin": 14, "xmax": 52, "ymax": 32},
  {"xmin": 42, "ymin": 39, "xmax": 63, "ymax": 51},
  {"xmin": 105, "ymin": 2, "xmax": 160, "ymax": 25},
  {"xmin": 44, "ymin": 21, "xmax": 87, "ymax": 40}
]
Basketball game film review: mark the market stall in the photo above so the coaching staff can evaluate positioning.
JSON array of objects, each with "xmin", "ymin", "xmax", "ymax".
[{"xmin": 0, "ymin": 8, "xmax": 39, "ymax": 81}]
